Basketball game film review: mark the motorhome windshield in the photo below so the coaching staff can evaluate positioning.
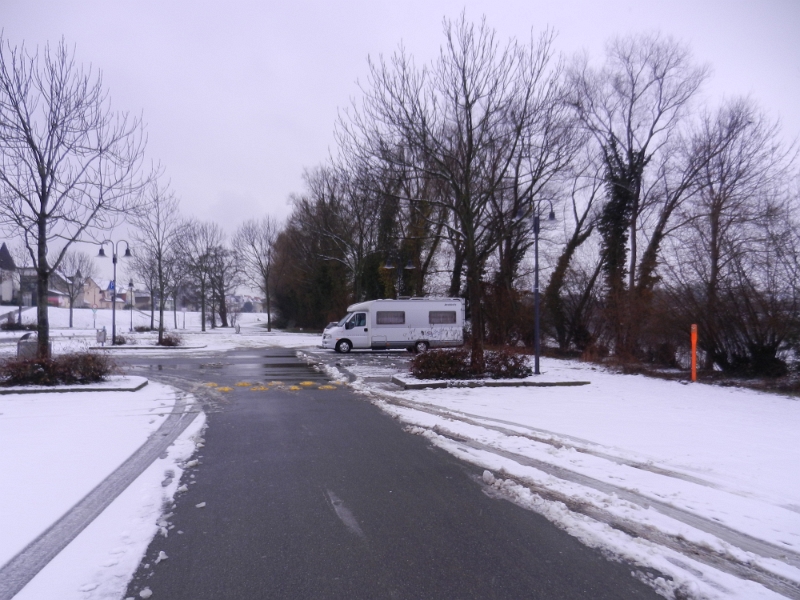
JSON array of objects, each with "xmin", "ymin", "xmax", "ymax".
[{"xmin": 337, "ymin": 313, "xmax": 352, "ymax": 327}]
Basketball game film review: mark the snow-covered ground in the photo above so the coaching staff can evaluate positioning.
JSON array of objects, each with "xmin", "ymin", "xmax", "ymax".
[
  {"xmin": 3, "ymin": 307, "xmax": 799, "ymax": 599},
  {"xmin": 0, "ymin": 306, "xmax": 311, "ymax": 358}
]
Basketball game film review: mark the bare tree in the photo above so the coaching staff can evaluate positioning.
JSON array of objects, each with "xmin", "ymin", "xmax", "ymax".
[
  {"xmin": 543, "ymin": 153, "xmax": 604, "ymax": 351},
  {"xmin": 59, "ymin": 249, "xmax": 98, "ymax": 328},
  {"xmin": 128, "ymin": 246, "xmax": 158, "ymax": 329},
  {"xmin": 290, "ymin": 164, "xmax": 386, "ymax": 303},
  {"xmin": 207, "ymin": 243, "xmax": 239, "ymax": 327},
  {"xmin": 342, "ymin": 15, "xmax": 565, "ymax": 371},
  {"xmin": 181, "ymin": 219, "xmax": 224, "ymax": 332},
  {"xmin": 130, "ymin": 181, "xmax": 181, "ymax": 344},
  {"xmin": 665, "ymin": 99, "xmax": 798, "ymax": 373},
  {"xmin": 569, "ymin": 33, "xmax": 709, "ymax": 355},
  {"xmin": 233, "ymin": 215, "xmax": 279, "ymax": 330},
  {"xmin": 0, "ymin": 38, "xmax": 146, "ymax": 356}
]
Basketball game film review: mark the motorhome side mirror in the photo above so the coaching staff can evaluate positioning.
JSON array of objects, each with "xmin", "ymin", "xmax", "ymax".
[{"xmin": 345, "ymin": 322, "xmax": 354, "ymax": 330}]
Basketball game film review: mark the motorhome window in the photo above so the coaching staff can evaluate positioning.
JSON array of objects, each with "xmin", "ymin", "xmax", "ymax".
[
  {"xmin": 352, "ymin": 313, "xmax": 366, "ymax": 327},
  {"xmin": 429, "ymin": 311, "xmax": 456, "ymax": 324},
  {"xmin": 337, "ymin": 313, "xmax": 352, "ymax": 327},
  {"xmin": 376, "ymin": 311, "xmax": 405, "ymax": 325}
]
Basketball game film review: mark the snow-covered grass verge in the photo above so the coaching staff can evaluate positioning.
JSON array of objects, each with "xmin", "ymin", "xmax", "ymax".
[
  {"xmin": 13, "ymin": 415, "xmax": 206, "ymax": 600},
  {"xmin": 0, "ymin": 307, "xmax": 321, "ymax": 358},
  {"xmin": 0, "ymin": 379, "xmax": 205, "ymax": 599},
  {"xmin": 0, "ymin": 381, "xmax": 180, "ymax": 566}
]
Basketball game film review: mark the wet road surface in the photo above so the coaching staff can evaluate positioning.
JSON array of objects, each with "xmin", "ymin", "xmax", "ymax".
[{"xmin": 118, "ymin": 348, "xmax": 660, "ymax": 599}]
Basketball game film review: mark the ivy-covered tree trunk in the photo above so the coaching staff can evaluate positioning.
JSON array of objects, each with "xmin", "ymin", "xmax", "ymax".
[
  {"xmin": 544, "ymin": 224, "xmax": 594, "ymax": 351},
  {"xmin": 598, "ymin": 143, "xmax": 644, "ymax": 356}
]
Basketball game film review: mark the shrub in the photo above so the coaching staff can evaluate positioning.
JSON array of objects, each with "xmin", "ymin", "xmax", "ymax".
[
  {"xmin": 0, "ymin": 352, "xmax": 116, "ymax": 386},
  {"xmin": 114, "ymin": 335, "xmax": 127, "ymax": 345},
  {"xmin": 484, "ymin": 348, "xmax": 533, "ymax": 379},
  {"xmin": 410, "ymin": 348, "xmax": 471, "ymax": 380},
  {"xmin": 158, "ymin": 332, "xmax": 182, "ymax": 347},
  {"xmin": 134, "ymin": 325, "xmax": 153, "ymax": 333},
  {"xmin": 410, "ymin": 347, "xmax": 533, "ymax": 380},
  {"xmin": 0, "ymin": 321, "xmax": 37, "ymax": 331}
]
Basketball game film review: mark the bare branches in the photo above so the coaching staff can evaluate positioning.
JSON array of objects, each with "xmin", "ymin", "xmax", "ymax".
[
  {"xmin": 129, "ymin": 179, "xmax": 181, "ymax": 342},
  {"xmin": 0, "ymin": 37, "xmax": 146, "ymax": 356},
  {"xmin": 233, "ymin": 215, "xmax": 279, "ymax": 330}
]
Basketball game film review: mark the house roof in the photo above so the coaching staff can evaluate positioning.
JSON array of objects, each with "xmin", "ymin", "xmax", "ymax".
[{"xmin": 0, "ymin": 243, "xmax": 16, "ymax": 271}]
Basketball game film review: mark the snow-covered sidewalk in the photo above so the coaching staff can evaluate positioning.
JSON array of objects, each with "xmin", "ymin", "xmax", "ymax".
[
  {"xmin": 0, "ymin": 378, "xmax": 205, "ymax": 600},
  {"xmin": 324, "ymin": 356, "xmax": 800, "ymax": 600}
]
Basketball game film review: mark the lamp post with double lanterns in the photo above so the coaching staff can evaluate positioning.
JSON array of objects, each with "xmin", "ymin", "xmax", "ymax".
[
  {"xmin": 97, "ymin": 240, "xmax": 132, "ymax": 345},
  {"xmin": 517, "ymin": 201, "xmax": 556, "ymax": 375}
]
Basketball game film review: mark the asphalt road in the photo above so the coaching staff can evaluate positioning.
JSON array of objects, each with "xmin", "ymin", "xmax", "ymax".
[{"xmin": 119, "ymin": 348, "xmax": 661, "ymax": 599}]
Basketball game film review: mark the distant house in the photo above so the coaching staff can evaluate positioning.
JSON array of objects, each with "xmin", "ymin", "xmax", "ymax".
[
  {"xmin": 16, "ymin": 266, "xmax": 76, "ymax": 307},
  {"xmin": 228, "ymin": 294, "xmax": 265, "ymax": 313},
  {"xmin": 83, "ymin": 277, "xmax": 104, "ymax": 308},
  {"xmin": 125, "ymin": 283, "xmax": 151, "ymax": 310},
  {"xmin": 93, "ymin": 280, "xmax": 125, "ymax": 310},
  {"xmin": 0, "ymin": 243, "xmax": 17, "ymax": 304}
]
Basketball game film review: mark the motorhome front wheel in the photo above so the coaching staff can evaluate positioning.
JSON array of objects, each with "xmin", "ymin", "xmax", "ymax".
[
  {"xmin": 335, "ymin": 340, "xmax": 352, "ymax": 353},
  {"xmin": 414, "ymin": 340, "xmax": 429, "ymax": 353}
]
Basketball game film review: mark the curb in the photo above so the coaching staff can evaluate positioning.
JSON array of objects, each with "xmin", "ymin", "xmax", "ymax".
[
  {"xmin": 390, "ymin": 375, "xmax": 591, "ymax": 390},
  {"xmin": 0, "ymin": 377, "xmax": 148, "ymax": 395},
  {"xmin": 88, "ymin": 345, "xmax": 207, "ymax": 351}
]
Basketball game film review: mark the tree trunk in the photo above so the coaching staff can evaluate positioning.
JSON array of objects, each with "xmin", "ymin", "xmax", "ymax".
[
  {"xmin": 449, "ymin": 250, "xmax": 464, "ymax": 298},
  {"xmin": 466, "ymin": 260, "xmax": 485, "ymax": 375},
  {"xmin": 200, "ymin": 279, "xmax": 206, "ymax": 332},
  {"xmin": 264, "ymin": 275, "xmax": 272, "ymax": 332},
  {"xmin": 69, "ymin": 299, "xmax": 74, "ymax": 328},
  {"xmin": 219, "ymin": 283, "xmax": 229, "ymax": 327},
  {"xmin": 158, "ymin": 296, "xmax": 165, "ymax": 344},
  {"xmin": 36, "ymin": 219, "xmax": 50, "ymax": 358},
  {"xmin": 36, "ymin": 268, "xmax": 50, "ymax": 358}
]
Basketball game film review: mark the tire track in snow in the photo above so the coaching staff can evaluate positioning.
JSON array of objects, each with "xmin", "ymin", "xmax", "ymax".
[
  {"xmin": 0, "ymin": 390, "xmax": 200, "ymax": 600},
  {"xmin": 436, "ymin": 432, "xmax": 800, "ymax": 599},
  {"xmin": 383, "ymin": 395, "xmax": 800, "ymax": 568}
]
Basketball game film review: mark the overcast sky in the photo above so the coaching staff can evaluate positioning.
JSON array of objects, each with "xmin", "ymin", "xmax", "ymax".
[{"xmin": 3, "ymin": 0, "xmax": 799, "ymax": 237}]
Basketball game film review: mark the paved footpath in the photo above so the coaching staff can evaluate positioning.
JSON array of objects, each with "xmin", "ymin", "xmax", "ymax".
[{"xmin": 121, "ymin": 348, "xmax": 660, "ymax": 599}]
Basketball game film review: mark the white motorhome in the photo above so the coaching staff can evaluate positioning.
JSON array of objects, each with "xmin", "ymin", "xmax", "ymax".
[{"xmin": 321, "ymin": 297, "xmax": 465, "ymax": 353}]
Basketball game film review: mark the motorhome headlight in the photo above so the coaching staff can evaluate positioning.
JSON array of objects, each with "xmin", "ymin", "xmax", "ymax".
[{"xmin": 323, "ymin": 333, "xmax": 331, "ymax": 339}]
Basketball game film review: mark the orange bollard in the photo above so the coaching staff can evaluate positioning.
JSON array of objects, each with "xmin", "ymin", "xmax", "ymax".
[{"xmin": 691, "ymin": 324, "xmax": 698, "ymax": 382}]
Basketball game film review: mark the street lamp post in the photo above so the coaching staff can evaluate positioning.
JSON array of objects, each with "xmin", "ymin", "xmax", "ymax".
[
  {"xmin": 129, "ymin": 280, "xmax": 134, "ymax": 332},
  {"xmin": 520, "ymin": 203, "xmax": 555, "ymax": 375},
  {"xmin": 98, "ymin": 240, "xmax": 131, "ymax": 345}
]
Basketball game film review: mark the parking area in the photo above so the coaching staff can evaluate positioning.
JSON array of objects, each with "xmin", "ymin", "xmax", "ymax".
[{"xmin": 305, "ymin": 347, "xmax": 414, "ymax": 386}]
